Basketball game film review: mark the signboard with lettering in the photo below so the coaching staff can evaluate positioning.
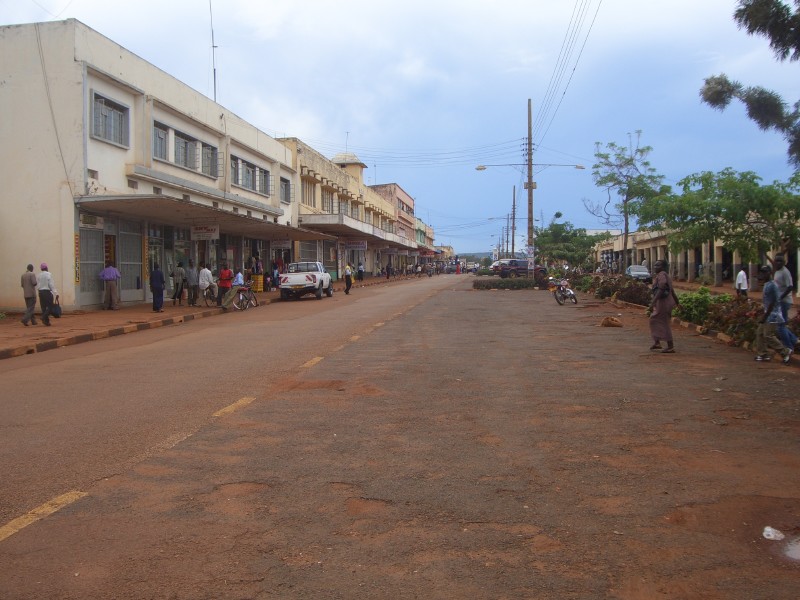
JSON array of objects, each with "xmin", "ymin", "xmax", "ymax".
[
  {"xmin": 191, "ymin": 225, "xmax": 220, "ymax": 241},
  {"xmin": 345, "ymin": 240, "xmax": 368, "ymax": 250},
  {"xmin": 271, "ymin": 239, "xmax": 291, "ymax": 250}
]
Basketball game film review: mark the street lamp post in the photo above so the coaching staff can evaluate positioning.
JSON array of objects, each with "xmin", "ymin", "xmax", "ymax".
[{"xmin": 476, "ymin": 161, "xmax": 585, "ymax": 266}]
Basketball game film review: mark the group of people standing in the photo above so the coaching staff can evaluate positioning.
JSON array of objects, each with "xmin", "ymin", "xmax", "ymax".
[
  {"xmin": 647, "ymin": 255, "xmax": 796, "ymax": 364},
  {"xmin": 20, "ymin": 263, "xmax": 58, "ymax": 326},
  {"xmin": 754, "ymin": 254, "xmax": 796, "ymax": 364}
]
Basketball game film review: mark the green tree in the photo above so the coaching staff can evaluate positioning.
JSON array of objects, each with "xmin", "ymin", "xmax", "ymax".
[
  {"xmin": 637, "ymin": 168, "xmax": 800, "ymax": 262},
  {"xmin": 584, "ymin": 131, "xmax": 667, "ymax": 271},
  {"xmin": 535, "ymin": 212, "xmax": 610, "ymax": 268},
  {"xmin": 700, "ymin": 0, "xmax": 800, "ymax": 166}
]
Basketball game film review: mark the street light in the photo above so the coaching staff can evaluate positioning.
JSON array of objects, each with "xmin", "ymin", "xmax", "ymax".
[{"xmin": 475, "ymin": 162, "xmax": 585, "ymax": 266}]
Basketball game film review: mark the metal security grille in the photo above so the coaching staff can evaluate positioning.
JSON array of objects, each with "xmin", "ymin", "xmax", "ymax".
[
  {"xmin": 79, "ymin": 228, "xmax": 104, "ymax": 293},
  {"xmin": 322, "ymin": 240, "xmax": 336, "ymax": 272},
  {"xmin": 119, "ymin": 221, "xmax": 142, "ymax": 291},
  {"xmin": 299, "ymin": 240, "xmax": 318, "ymax": 262}
]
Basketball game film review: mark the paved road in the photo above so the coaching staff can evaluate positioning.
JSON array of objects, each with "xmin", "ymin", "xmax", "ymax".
[{"xmin": 0, "ymin": 276, "xmax": 798, "ymax": 599}]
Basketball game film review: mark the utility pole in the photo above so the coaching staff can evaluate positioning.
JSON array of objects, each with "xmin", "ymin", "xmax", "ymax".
[
  {"xmin": 526, "ymin": 99, "xmax": 535, "ymax": 267},
  {"xmin": 511, "ymin": 185, "xmax": 516, "ymax": 257},
  {"xmin": 505, "ymin": 214, "xmax": 510, "ymax": 256}
]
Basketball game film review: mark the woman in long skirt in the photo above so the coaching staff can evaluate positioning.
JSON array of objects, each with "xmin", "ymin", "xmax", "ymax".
[{"xmin": 649, "ymin": 259, "xmax": 680, "ymax": 353}]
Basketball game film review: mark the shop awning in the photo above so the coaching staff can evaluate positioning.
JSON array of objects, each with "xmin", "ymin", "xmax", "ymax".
[{"xmin": 75, "ymin": 194, "xmax": 335, "ymax": 241}]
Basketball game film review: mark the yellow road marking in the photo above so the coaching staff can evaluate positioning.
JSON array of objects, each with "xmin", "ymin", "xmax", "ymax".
[
  {"xmin": 213, "ymin": 396, "xmax": 256, "ymax": 418},
  {"xmin": 0, "ymin": 490, "xmax": 87, "ymax": 543},
  {"xmin": 302, "ymin": 356, "xmax": 323, "ymax": 368}
]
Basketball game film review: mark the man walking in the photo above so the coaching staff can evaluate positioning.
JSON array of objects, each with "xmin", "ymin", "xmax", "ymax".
[
  {"xmin": 735, "ymin": 266, "xmax": 748, "ymax": 298},
  {"xmin": 99, "ymin": 260, "xmax": 122, "ymax": 309},
  {"xmin": 36, "ymin": 263, "xmax": 58, "ymax": 326},
  {"xmin": 20, "ymin": 264, "xmax": 37, "ymax": 326},
  {"xmin": 150, "ymin": 263, "xmax": 166, "ymax": 312},
  {"xmin": 754, "ymin": 265, "xmax": 792, "ymax": 364},
  {"xmin": 185, "ymin": 259, "xmax": 199, "ymax": 306},
  {"xmin": 772, "ymin": 254, "xmax": 797, "ymax": 350}
]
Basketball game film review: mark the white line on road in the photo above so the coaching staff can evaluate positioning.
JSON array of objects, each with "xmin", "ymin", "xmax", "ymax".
[{"xmin": 0, "ymin": 491, "xmax": 88, "ymax": 543}]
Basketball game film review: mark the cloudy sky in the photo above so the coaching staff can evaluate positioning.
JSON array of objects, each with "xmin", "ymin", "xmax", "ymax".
[{"xmin": 2, "ymin": 0, "xmax": 798, "ymax": 253}]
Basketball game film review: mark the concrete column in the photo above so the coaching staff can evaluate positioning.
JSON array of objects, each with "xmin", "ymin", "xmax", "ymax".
[
  {"xmin": 688, "ymin": 248, "xmax": 696, "ymax": 282},
  {"xmin": 677, "ymin": 249, "xmax": 686, "ymax": 281}
]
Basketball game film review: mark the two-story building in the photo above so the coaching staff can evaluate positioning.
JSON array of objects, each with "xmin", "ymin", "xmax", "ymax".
[{"xmin": 0, "ymin": 18, "xmax": 334, "ymax": 309}]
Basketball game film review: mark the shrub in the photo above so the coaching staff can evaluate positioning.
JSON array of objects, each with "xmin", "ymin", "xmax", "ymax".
[
  {"xmin": 704, "ymin": 297, "xmax": 761, "ymax": 345},
  {"xmin": 473, "ymin": 278, "xmax": 542, "ymax": 290}
]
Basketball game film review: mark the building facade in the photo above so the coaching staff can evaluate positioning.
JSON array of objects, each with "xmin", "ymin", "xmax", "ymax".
[{"xmin": 0, "ymin": 19, "xmax": 345, "ymax": 309}]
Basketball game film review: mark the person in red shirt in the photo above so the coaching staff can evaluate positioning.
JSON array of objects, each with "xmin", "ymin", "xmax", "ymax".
[{"xmin": 217, "ymin": 262, "xmax": 233, "ymax": 307}]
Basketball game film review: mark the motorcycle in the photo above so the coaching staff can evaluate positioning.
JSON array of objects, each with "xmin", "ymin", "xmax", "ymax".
[{"xmin": 548, "ymin": 277, "xmax": 578, "ymax": 305}]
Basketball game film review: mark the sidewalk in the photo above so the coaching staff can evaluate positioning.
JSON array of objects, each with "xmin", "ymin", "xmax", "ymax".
[{"xmin": 0, "ymin": 277, "xmax": 398, "ymax": 360}]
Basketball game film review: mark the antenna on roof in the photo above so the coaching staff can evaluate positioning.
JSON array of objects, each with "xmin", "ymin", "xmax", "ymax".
[{"xmin": 209, "ymin": 0, "xmax": 218, "ymax": 102}]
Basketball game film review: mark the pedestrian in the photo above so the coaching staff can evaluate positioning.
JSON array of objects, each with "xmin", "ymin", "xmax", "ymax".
[
  {"xmin": 36, "ymin": 262, "xmax": 58, "ymax": 326},
  {"xmin": 20, "ymin": 263, "xmax": 38, "ymax": 326},
  {"xmin": 221, "ymin": 267, "xmax": 245, "ymax": 309},
  {"xmin": 171, "ymin": 261, "xmax": 186, "ymax": 306},
  {"xmin": 386, "ymin": 264, "xmax": 391, "ymax": 280},
  {"xmin": 357, "ymin": 261, "xmax": 365, "ymax": 282},
  {"xmin": 648, "ymin": 259, "xmax": 680, "ymax": 353},
  {"xmin": 217, "ymin": 262, "xmax": 233, "ymax": 306},
  {"xmin": 772, "ymin": 254, "xmax": 797, "ymax": 350},
  {"xmin": 272, "ymin": 262, "xmax": 280, "ymax": 292},
  {"xmin": 754, "ymin": 265, "xmax": 792, "ymax": 364},
  {"xmin": 185, "ymin": 259, "xmax": 199, "ymax": 306},
  {"xmin": 198, "ymin": 263, "xmax": 217, "ymax": 303},
  {"xmin": 150, "ymin": 263, "xmax": 166, "ymax": 312},
  {"xmin": 735, "ymin": 266, "xmax": 748, "ymax": 298},
  {"xmin": 98, "ymin": 260, "xmax": 122, "ymax": 310},
  {"xmin": 344, "ymin": 262, "xmax": 353, "ymax": 295}
]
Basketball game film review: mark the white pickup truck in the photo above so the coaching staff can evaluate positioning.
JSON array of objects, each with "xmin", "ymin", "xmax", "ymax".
[{"xmin": 279, "ymin": 261, "xmax": 334, "ymax": 300}]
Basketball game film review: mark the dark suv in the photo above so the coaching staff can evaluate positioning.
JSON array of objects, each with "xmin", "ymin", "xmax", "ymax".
[{"xmin": 493, "ymin": 259, "xmax": 547, "ymax": 279}]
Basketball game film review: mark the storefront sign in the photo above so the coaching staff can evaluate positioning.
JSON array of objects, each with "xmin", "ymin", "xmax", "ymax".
[
  {"xmin": 191, "ymin": 225, "xmax": 220, "ymax": 241},
  {"xmin": 271, "ymin": 239, "xmax": 291, "ymax": 250},
  {"xmin": 345, "ymin": 240, "xmax": 368, "ymax": 250},
  {"xmin": 397, "ymin": 250, "xmax": 409, "ymax": 256},
  {"xmin": 74, "ymin": 234, "xmax": 80, "ymax": 283},
  {"xmin": 79, "ymin": 213, "xmax": 104, "ymax": 230},
  {"xmin": 382, "ymin": 248, "xmax": 398, "ymax": 255}
]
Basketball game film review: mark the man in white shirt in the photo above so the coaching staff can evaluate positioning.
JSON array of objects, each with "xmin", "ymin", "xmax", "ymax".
[
  {"xmin": 735, "ymin": 267, "xmax": 748, "ymax": 298},
  {"xmin": 198, "ymin": 263, "xmax": 218, "ymax": 300},
  {"xmin": 36, "ymin": 262, "xmax": 58, "ymax": 326}
]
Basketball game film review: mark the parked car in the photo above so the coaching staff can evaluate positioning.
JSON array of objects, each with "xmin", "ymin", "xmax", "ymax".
[
  {"xmin": 492, "ymin": 259, "xmax": 548, "ymax": 280},
  {"xmin": 625, "ymin": 265, "xmax": 652, "ymax": 283},
  {"xmin": 279, "ymin": 261, "xmax": 334, "ymax": 300}
]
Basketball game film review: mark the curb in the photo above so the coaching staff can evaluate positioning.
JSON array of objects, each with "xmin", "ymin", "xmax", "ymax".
[{"xmin": 0, "ymin": 277, "xmax": 416, "ymax": 360}]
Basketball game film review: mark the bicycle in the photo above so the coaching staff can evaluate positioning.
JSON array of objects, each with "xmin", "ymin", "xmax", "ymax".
[
  {"xmin": 201, "ymin": 286, "xmax": 217, "ymax": 307},
  {"xmin": 231, "ymin": 282, "xmax": 258, "ymax": 311}
]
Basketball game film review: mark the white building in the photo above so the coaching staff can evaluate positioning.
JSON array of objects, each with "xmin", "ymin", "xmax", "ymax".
[{"xmin": 0, "ymin": 19, "xmax": 329, "ymax": 310}]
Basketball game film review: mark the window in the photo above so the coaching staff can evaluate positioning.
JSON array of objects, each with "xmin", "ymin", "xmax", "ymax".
[
  {"xmin": 302, "ymin": 180, "xmax": 316, "ymax": 208},
  {"xmin": 280, "ymin": 178, "xmax": 291, "ymax": 203},
  {"xmin": 153, "ymin": 123, "xmax": 167, "ymax": 160},
  {"xmin": 258, "ymin": 169, "xmax": 270, "ymax": 195},
  {"xmin": 230, "ymin": 157, "xmax": 239, "ymax": 184},
  {"xmin": 174, "ymin": 132, "xmax": 197, "ymax": 169},
  {"xmin": 322, "ymin": 189, "xmax": 333, "ymax": 213},
  {"xmin": 242, "ymin": 161, "xmax": 255, "ymax": 190},
  {"xmin": 202, "ymin": 144, "xmax": 218, "ymax": 177},
  {"xmin": 351, "ymin": 203, "xmax": 359, "ymax": 220},
  {"xmin": 92, "ymin": 92, "xmax": 129, "ymax": 146}
]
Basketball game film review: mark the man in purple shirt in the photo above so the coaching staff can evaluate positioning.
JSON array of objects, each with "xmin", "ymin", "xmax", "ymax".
[{"xmin": 99, "ymin": 260, "xmax": 122, "ymax": 310}]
